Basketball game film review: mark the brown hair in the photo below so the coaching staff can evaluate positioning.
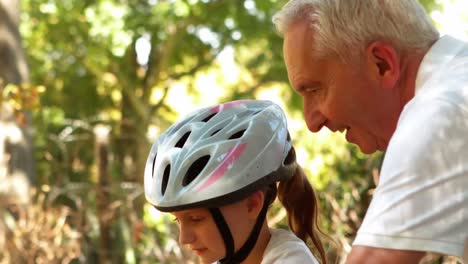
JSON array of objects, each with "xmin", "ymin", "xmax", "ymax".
[{"xmin": 275, "ymin": 165, "xmax": 329, "ymax": 264}]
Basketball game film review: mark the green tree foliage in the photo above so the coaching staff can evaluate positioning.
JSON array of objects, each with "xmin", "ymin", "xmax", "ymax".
[{"xmin": 21, "ymin": 0, "xmax": 292, "ymax": 187}]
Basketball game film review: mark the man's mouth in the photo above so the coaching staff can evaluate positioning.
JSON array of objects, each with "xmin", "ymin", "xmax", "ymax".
[{"xmin": 338, "ymin": 126, "xmax": 350, "ymax": 133}]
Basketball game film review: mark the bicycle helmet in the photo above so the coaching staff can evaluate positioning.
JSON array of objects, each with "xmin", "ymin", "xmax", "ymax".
[
  {"xmin": 144, "ymin": 99, "xmax": 296, "ymax": 211},
  {"xmin": 144, "ymin": 100, "xmax": 297, "ymax": 263}
]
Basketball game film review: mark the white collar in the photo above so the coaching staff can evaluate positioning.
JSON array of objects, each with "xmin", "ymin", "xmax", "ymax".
[{"xmin": 415, "ymin": 35, "xmax": 467, "ymax": 93}]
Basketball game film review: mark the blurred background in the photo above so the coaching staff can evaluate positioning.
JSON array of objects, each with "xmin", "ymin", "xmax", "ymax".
[{"xmin": 0, "ymin": 0, "xmax": 466, "ymax": 263}]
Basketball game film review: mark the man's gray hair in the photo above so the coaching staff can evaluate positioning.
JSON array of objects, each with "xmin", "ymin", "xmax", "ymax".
[{"xmin": 272, "ymin": 0, "xmax": 439, "ymax": 61}]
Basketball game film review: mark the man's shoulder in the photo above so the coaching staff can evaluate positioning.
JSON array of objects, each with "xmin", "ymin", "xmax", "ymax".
[{"xmin": 415, "ymin": 35, "xmax": 468, "ymax": 97}]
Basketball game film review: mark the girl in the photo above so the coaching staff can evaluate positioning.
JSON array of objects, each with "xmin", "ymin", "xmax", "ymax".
[{"xmin": 144, "ymin": 100, "xmax": 328, "ymax": 264}]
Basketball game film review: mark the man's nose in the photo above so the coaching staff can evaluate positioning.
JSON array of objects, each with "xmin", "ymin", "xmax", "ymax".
[{"xmin": 304, "ymin": 103, "xmax": 327, "ymax": 133}]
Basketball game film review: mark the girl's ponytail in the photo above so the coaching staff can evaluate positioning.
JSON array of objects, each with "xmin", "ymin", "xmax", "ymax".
[{"xmin": 278, "ymin": 165, "xmax": 328, "ymax": 264}]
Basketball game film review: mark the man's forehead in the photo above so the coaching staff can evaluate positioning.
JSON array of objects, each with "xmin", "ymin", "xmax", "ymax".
[
  {"xmin": 283, "ymin": 21, "xmax": 315, "ymax": 55},
  {"xmin": 284, "ymin": 20, "xmax": 310, "ymax": 41},
  {"xmin": 284, "ymin": 25, "xmax": 318, "ymax": 64}
]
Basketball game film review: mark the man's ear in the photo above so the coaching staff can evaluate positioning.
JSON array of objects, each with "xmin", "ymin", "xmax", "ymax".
[
  {"xmin": 366, "ymin": 41, "xmax": 400, "ymax": 89},
  {"xmin": 246, "ymin": 191, "xmax": 265, "ymax": 219}
]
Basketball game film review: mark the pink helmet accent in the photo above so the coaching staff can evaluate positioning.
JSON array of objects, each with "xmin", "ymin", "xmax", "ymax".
[{"xmin": 197, "ymin": 143, "xmax": 247, "ymax": 192}]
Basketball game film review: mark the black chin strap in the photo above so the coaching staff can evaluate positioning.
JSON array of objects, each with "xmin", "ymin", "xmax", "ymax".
[
  {"xmin": 209, "ymin": 191, "xmax": 273, "ymax": 264},
  {"xmin": 209, "ymin": 207, "xmax": 235, "ymax": 259}
]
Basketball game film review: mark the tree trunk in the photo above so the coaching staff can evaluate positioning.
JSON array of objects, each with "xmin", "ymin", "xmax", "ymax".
[
  {"xmin": 94, "ymin": 125, "xmax": 113, "ymax": 264},
  {"xmin": 0, "ymin": 0, "xmax": 34, "ymax": 204}
]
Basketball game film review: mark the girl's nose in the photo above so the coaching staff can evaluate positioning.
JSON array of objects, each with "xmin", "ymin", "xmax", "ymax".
[{"xmin": 178, "ymin": 224, "xmax": 196, "ymax": 245}]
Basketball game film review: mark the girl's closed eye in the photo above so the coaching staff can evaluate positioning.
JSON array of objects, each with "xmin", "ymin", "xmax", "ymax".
[{"xmin": 190, "ymin": 216, "xmax": 205, "ymax": 223}]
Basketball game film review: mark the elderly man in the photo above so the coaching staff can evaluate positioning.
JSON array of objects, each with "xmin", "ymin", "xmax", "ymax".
[{"xmin": 273, "ymin": 0, "xmax": 468, "ymax": 263}]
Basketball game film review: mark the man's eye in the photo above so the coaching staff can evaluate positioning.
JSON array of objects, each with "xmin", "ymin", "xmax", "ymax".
[
  {"xmin": 297, "ymin": 85, "xmax": 319, "ymax": 94},
  {"xmin": 304, "ymin": 86, "xmax": 319, "ymax": 93}
]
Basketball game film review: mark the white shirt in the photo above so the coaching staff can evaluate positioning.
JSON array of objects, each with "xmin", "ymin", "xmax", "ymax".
[
  {"xmin": 213, "ymin": 229, "xmax": 318, "ymax": 264},
  {"xmin": 353, "ymin": 35, "xmax": 468, "ymax": 258},
  {"xmin": 261, "ymin": 228, "xmax": 319, "ymax": 264}
]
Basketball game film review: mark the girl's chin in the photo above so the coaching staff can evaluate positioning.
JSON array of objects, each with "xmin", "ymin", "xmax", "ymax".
[
  {"xmin": 199, "ymin": 254, "xmax": 220, "ymax": 264},
  {"xmin": 200, "ymin": 257, "xmax": 218, "ymax": 264}
]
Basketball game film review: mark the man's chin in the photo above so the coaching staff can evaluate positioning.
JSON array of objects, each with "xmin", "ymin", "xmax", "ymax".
[
  {"xmin": 355, "ymin": 142, "xmax": 380, "ymax": 154},
  {"xmin": 346, "ymin": 130, "xmax": 384, "ymax": 154},
  {"xmin": 359, "ymin": 147, "xmax": 378, "ymax": 154}
]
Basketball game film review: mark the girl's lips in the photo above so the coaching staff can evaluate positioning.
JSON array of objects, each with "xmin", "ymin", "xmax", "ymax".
[{"xmin": 192, "ymin": 248, "xmax": 207, "ymax": 255}]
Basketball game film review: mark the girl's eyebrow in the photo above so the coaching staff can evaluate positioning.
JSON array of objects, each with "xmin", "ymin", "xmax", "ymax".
[
  {"xmin": 171, "ymin": 209, "xmax": 203, "ymax": 218},
  {"xmin": 170, "ymin": 209, "xmax": 210, "ymax": 227}
]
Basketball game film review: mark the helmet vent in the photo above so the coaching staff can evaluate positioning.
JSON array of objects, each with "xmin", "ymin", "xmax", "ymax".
[
  {"xmin": 228, "ymin": 129, "xmax": 246, "ymax": 140},
  {"xmin": 287, "ymin": 132, "xmax": 291, "ymax": 142},
  {"xmin": 171, "ymin": 117, "xmax": 191, "ymax": 134},
  {"xmin": 183, "ymin": 155, "xmax": 210, "ymax": 186},
  {"xmin": 151, "ymin": 153, "xmax": 157, "ymax": 178},
  {"xmin": 161, "ymin": 164, "xmax": 171, "ymax": 195},
  {"xmin": 283, "ymin": 147, "xmax": 296, "ymax": 165},
  {"xmin": 175, "ymin": 131, "xmax": 191, "ymax": 148},
  {"xmin": 202, "ymin": 112, "xmax": 217, "ymax": 122},
  {"xmin": 250, "ymin": 109, "xmax": 261, "ymax": 115},
  {"xmin": 210, "ymin": 129, "xmax": 222, "ymax": 137}
]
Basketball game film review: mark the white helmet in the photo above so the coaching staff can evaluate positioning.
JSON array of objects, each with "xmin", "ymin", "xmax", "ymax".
[{"xmin": 144, "ymin": 100, "xmax": 296, "ymax": 212}]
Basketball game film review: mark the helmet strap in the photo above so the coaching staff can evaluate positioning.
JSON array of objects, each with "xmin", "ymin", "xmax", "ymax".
[
  {"xmin": 211, "ymin": 191, "xmax": 272, "ymax": 264},
  {"xmin": 209, "ymin": 207, "xmax": 235, "ymax": 259}
]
